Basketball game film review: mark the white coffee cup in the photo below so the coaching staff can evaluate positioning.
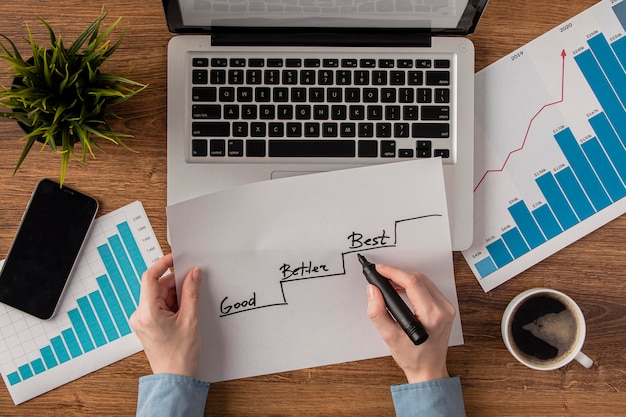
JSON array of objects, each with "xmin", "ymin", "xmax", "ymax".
[{"xmin": 502, "ymin": 288, "xmax": 593, "ymax": 370}]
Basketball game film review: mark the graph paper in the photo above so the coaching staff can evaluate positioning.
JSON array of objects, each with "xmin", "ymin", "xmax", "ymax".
[{"xmin": 0, "ymin": 201, "xmax": 163, "ymax": 404}]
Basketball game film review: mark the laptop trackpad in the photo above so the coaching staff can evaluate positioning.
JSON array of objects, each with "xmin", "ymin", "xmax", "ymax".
[{"xmin": 271, "ymin": 171, "xmax": 324, "ymax": 180}]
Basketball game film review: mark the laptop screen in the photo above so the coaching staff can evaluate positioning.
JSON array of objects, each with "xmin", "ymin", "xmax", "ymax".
[{"xmin": 163, "ymin": 0, "xmax": 488, "ymax": 35}]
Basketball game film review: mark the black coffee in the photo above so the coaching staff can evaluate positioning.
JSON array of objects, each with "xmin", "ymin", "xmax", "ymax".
[{"xmin": 510, "ymin": 294, "xmax": 579, "ymax": 366}]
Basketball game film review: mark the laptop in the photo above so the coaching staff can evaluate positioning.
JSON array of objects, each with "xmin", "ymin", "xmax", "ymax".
[{"xmin": 162, "ymin": 0, "xmax": 488, "ymax": 250}]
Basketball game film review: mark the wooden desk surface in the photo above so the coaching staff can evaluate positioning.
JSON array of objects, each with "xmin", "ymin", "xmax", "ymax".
[{"xmin": 0, "ymin": 0, "xmax": 624, "ymax": 415}]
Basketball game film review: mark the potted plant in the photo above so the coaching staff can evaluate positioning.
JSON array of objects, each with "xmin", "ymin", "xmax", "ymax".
[{"xmin": 0, "ymin": 10, "xmax": 147, "ymax": 185}]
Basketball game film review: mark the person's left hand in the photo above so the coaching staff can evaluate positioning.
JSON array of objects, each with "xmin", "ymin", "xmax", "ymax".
[{"xmin": 129, "ymin": 254, "xmax": 202, "ymax": 377}]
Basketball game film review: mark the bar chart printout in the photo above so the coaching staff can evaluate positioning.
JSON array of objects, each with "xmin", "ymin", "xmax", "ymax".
[
  {"xmin": 463, "ymin": 0, "xmax": 626, "ymax": 291},
  {"xmin": 0, "ymin": 201, "xmax": 163, "ymax": 404}
]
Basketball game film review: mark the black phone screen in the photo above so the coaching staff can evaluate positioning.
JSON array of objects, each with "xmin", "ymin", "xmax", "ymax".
[{"xmin": 0, "ymin": 179, "xmax": 98, "ymax": 319}]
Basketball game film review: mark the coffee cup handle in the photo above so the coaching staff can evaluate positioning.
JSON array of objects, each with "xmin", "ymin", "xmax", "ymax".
[{"xmin": 575, "ymin": 351, "xmax": 593, "ymax": 368}]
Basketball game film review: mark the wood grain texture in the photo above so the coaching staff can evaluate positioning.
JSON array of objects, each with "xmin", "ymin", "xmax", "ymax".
[{"xmin": 1, "ymin": 0, "xmax": 624, "ymax": 415}]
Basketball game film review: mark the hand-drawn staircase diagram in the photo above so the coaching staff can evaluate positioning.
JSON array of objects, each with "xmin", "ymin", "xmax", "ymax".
[{"xmin": 218, "ymin": 214, "xmax": 442, "ymax": 317}]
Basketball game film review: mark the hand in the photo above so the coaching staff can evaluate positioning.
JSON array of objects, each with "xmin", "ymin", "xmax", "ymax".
[
  {"xmin": 129, "ymin": 254, "xmax": 202, "ymax": 378},
  {"xmin": 366, "ymin": 264, "xmax": 455, "ymax": 384}
]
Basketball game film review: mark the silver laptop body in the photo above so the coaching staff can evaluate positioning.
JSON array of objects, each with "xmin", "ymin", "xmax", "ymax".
[{"xmin": 163, "ymin": 0, "xmax": 488, "ymax": 250}]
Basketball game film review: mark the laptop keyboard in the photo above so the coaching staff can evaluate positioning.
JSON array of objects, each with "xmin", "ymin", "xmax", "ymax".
[
  {"xmin": 189, "ymin": 53, "xmax": 455, "ymax": 162},
  {"xmin": 201, "ymin": 0, "xmax": 454, "ymax": 14}
]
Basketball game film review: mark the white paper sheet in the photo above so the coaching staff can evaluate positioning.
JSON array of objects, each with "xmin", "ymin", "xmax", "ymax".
[{"xmin": 167, "ymin": 159, "xmax": 463, "ymax": 382}]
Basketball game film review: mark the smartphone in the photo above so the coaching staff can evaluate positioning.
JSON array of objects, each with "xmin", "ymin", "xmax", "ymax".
[{"xmin": 0, "ymin": 179, "xmax": 98, "ymax": 319}]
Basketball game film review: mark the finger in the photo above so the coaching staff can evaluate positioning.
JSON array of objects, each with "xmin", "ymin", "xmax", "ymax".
[
  {"xmin": 139, "ymin": 254, "xmax": 174, "ymax": 305},
  {"xmin": 177, "ymin": 267, "xmax": 202, "ymax": 322},
  {"xmin": 366, "ymin": 284, "xmax": 404, "ymax": 342},
  {"xmin": 158, "ymin": 272, "xmax": 176, "ymax": 289},
  {"xmin": 376, "ymin": 264, "xmax": 455, "ymax": 328},
  {"xmin": 375, "ymin": 264, "xmax": 437, "ymax": 317},
  {"xmin": 157, "ymin": 272, "xmax": 177, "ymax": 301}
]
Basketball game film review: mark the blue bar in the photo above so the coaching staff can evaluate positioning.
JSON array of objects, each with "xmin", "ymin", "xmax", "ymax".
[
  {"xmin": 7, "ymin": 372, "xmax": 21, "ymax": 386},
  {"xmin": 535, "ymin": 172, "xmax": 578, "ymax": 230},
  {"xmin": 98, "ymin": 244, "xmax": 136, "ymax": 318},
  {"xmin": 507, "ymin": 200, "xmax": 546, "ymax": 248},
  {"xmin": 589, "ymin": 112, "xmax": 626, "ymax": 181},
  {"xmin": 574, "ymin": 50, "xmax": 626, "ymax": 140},
  {"xmin": 486, "ymin": 239, "xmax": 513, "ymax": 268},
  {"xmin": 532, "ymin": 204, "xmax": 562, "ymax": 240},
  {"xmin": 18, "ymin": 364, "xmax": 33, "ymax": 380},
  {"xmin": 614, "ymin": 36, "xmax": 626, "ymax": 69},
  {"xmin": 118, "ymin": 221, "xmax": 148, "ymax": 275},
  {"xmin": 61, "ymin": 328, "xmax": 83, "ymax": 359},
  {"xmin": 77, "ymin": 296, "xmax": 108, "ymax": 347},
  {"xmin": 502, "ymin": 227, "xmax": 530, "ymax": 258},
  {"xmin": 582, "ymin": 138, "xmax": 626, "ymax": 202},
  {"xmin": 475, "ymin": 257, "xmax": 497, "ymax": 278},
  {"xmin": 31, "ymin": 358, "xmax": 45, "ymax": 375},
  {"xmin": 587, "ymin": 34, "xmax": 626, "ymax": 106},
  {"xmin": 96, "ymin": 275, "xmax": 132, "ymax": 336},
  {"xmin": 68, "ymin": 309, "xmax": 95, "ymax": 353},
  {"xmin": 50, "ymin": 336, "xmax": 70, "ymax": 364},
  {"xmin": 40, "ymin": 345, "xmax": 58, "ymax": 369},
  {"xmin": 614, "ymin": 1, "xmax": 626, "ymax": 32},
  {"xmin": 554, "ymin": 128, "xmax": 611, "ymax": 211},
  {"xmin": 109, "ymin": 234, "xmax": 141, "ymax": 304},
  {"xmin": 554, "ymin": 167, "xmax": 595, "ymax": 221},
  {"xmin": 89, "ymin": 290, "xmax": 120, "ymax": 342}
]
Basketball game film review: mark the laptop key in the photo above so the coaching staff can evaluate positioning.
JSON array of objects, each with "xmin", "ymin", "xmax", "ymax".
[
  {"xmin": 421, "ymin": 106, "xmax": 450, "ymax": 121},
  {"xmin": 192, "ymin": 58, "xmax": 209, "ymax": 67},
  {"xmin": 192, "ymin": 122, "xmax": 230, "ymax": 136},
  {"xmin": 434, "ymin": 149, "xmax": 450, "ymax": 158},
  {"xmin": 426, "ymin": 71, "xmax": 450, "ymax": 85},
  {"xmin": 267, "ymin": 58, "xmax": 283, "ymax": 67},
  {"xmin": 269, "ymin": 140, "xmax": 356, "ymax": 157},
  {"xmin": 358, "ymin": 140, "xmax": 378, "ymax": 157},
  {"xmin": 304, "ymin": 59, "xmax": 320, "ymax": 67},
  {"xmin": 192, "ymin": 104, "xmax": 221, "ymax": 119},
  {"xmin": 416, "ymin": 140, "xmax": 432, "ymax": 157},
  {"xmin": 193, "ymin": 70, "xmax": 208, "ymax": 84},
  {"xmin": 417, "ymin": 88, "xmax": 432, "ymax": 103},
  {"xmin": 412, "ymin": 123, "xmax": 449, "ymax": 138},
  {"xmin": 192, "ymin": 139, "xmax": 208, "ymax": 156},
  {"xmin": 192, "ymin": 87, "xmax": 217, "ymax": 102},
  {"xmin": 381, "ymin": 140, "xmax": 396, "ymax": 157},
  {"xmin": 210, "ymin": 58, "xmax": 227, "ymax": 67},
  {"xmin": 246, "ymin": 140, "xmax": 266, "ymax": 157},
  {"xmin": 435, "ymin": 88, "xmax": 450, "ymax": 103},
  {"xmin": 228, "ymin": 140, "xmax": 244, "ymax": 156},
  {"xmin": 209, "ymin": 139, "xmax": 225, "ymax": 156},
  {"xmin": 210, "ymin": 70, "xmax": 226, "ymax": 84},
  {"xmin": 248, "ymin": 58, "xmax": 264, "ymax": 67}
]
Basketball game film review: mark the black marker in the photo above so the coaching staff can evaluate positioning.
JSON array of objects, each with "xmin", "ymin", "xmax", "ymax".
[{"xmin": 358, "ymin": 254, "xmax": 429, "ymax": 345}]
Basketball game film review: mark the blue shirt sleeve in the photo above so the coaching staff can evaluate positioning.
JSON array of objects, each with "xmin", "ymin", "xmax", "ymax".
[
  {"xmin": 136, "ymin": 374, "xmax": 210, "ymax": 417},
  {"xmin": 391, "ymin": 376, "xmax": 466, "ymax": 417}
]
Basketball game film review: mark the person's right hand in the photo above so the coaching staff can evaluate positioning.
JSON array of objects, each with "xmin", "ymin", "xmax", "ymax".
[{"xmin": 366, "ymin": 264, "xmax": 456, "ymax": 384}]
